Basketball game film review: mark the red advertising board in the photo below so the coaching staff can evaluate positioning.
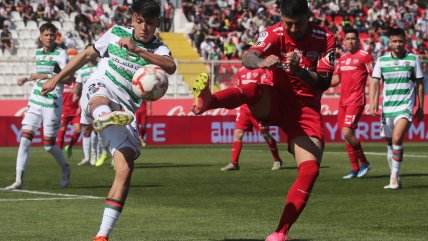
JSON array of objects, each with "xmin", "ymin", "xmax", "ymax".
[
  {"xmin": 1, "ymin": 115, "xmax": 428, "ymax": 147},
  {"xmin": 2, "ymin": 98, "xmax": 428, "ymax": 117}
]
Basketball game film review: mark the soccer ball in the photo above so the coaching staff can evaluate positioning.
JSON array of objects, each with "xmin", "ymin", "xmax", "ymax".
[{"xmin": 131, "ymin": 64, "xmax": 169, "ymax": 101}]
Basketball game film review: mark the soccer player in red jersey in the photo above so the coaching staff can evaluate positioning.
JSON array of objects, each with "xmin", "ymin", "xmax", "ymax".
[
  {"xmin": 135, "ymin": 101, "xmax": 152, "ymax": 147},
  {"xmin": 331, "ymin": 28, "xmax": 374, "ymax": 179},
  {"xmin": 221, "ymin": 44, "xmax": 283, "ymax": 171},
  {"xmin": 56, "ymin": 79, "xmax": 81, "ymax": 159},
  {"xmin": 191, "ymin": 1, "xmax": 335, "ymax": 240}
]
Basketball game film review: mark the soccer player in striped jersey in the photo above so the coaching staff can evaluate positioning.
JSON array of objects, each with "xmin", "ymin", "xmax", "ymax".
[
  {"xmin": 74, "ymin": 58, "xmax": 100, "ymax": 166},
  {"xmin": 5, "ymin": 23, "xmax": 72, "ymax": 190},
  {"xmin": 331, "ymin": 28, "xmax": 374, "ymax": 179},
  {"xmin": 41, "ymin": 1, "xmax": 176, "ymax": 240},
  {"xmin": 369, "ymin": 27, "xmax": 424, "ymax": 189}
]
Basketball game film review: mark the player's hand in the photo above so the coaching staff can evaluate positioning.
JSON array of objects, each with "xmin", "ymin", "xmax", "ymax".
[
  {"xmin": 17, "ymin": 77, "xmax": 28, "ymax": 86},
  {"xmin": 285, "ymin": 51, "xmax": 301, "ymax": 72},
  {"xmin": 414, "ymin": 108, "xmax": 424, "ymax": 122},
  {"xmin": 257, "ymin": 55, "xmax": 281, "ymax": 69},
  {"xmin": 41, "ymin": 77, "xmax": 58, "ymax": 96},
  {"xmin": 117, "ymin": 38, "xmax": 138, "ymax": 53},
  {"xmin": 368, "ymin": 104, "xmax": 378, "ymax": 116}
]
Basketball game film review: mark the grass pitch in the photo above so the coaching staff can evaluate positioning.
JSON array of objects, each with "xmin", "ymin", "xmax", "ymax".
[{"xmin": 0, "ymin": 143, "xmax": 428, "ymax": 241}]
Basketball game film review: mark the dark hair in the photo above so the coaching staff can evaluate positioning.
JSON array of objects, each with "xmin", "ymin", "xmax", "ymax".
[
  {"xmin": 280, "ymin": 0, "xmax": 309, "ymax": 17},
  {"xmin": 39, "ymin": 22, "xmax": 57, "ymax": 33},
  {"xmin": 344, "ymin": 27, "xmax": 359, "ymax": 38},
  {"xmin": 242, "ymin": 44, "xmax": 252, "ymax": 51},
  {"xmin": 389, "ymin": 27, "xmax": 406, "ymax": 38},
  {"xmin": 131, "ymin": 0, "xmax": 161, "ymax": 18}
]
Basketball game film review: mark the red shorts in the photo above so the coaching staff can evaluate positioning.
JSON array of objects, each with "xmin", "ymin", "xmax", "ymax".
[
  {"xmin": 60, "ymin": 115, "xmax": 80, "ymax": 128},
  {"xmin": 265, "ymin": 85, "xmax": 324, "ymax": 145},
  {"xmin": 235, "ymin": 105, "xmax": 263, "ymax": 132},
  {"xmin": 337, "ymin": 105, "xmax": 364, "ymax": 129}
]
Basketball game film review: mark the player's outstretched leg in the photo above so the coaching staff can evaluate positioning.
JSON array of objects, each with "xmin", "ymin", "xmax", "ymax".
[
  {"xmin": 191, "ymin": 73, "xmax": 212, "ymax": 115},
  {"xmin": 93, "ymin": 111, "xmax": 134, "ymax": 132}
]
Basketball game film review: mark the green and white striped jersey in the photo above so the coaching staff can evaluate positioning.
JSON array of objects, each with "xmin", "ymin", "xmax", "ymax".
[
  {"xmin": 29, "ymin": 46, "xmax": 68, "ymax": 108},
  {"xmin": 372, "ymin": 52, "xmax": 423, "ymax": 118},
  {"xmin": 75, "ymin": 64, "xmax": 98, "ymax": 86},
  {"xmin": 92, "ymin": 25, "xmax": 172, "ymax": 110}
]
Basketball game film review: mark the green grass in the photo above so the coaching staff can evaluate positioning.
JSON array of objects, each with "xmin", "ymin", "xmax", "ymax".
[{"xmin": 1, "ymin": 143, "xmax": 428, "ymax": 241}]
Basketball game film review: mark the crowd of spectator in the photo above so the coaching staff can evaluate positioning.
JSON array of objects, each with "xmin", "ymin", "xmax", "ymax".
[
  {"xmin": 0, "ymin": 0, "xmax": 427, "ymax": 63},
  {"xmin": 0, "ymin": 0, "xmax": 175, "ymax": 56},
  {"xmin": 185, "ymin": 0, "xmax": 428, "ymax": 62}
]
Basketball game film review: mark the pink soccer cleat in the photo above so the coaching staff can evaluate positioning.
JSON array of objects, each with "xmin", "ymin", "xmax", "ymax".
[
  {"xmin": 191, "ymin": 73, "xmax": 212, "ymax": 115},
  {"xmin": 265, "ymin": 232, "xmax": 287, "ymax": 241}
]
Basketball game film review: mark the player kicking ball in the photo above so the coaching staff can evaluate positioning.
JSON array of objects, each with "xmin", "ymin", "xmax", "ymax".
[{"xmin": 41, "ymin": 0, "xmax": 176, "ymax": 240}]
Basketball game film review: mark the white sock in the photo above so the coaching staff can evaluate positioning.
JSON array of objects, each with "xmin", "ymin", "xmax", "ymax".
[
  {"xmin": 391, "ymin": 145, "xmax": 403, "ymax": 178},
  {"xmin": 387, "ymin": 145, "xmax": 393, "ymax": 170},
  {"xmin": 92, "ymin": 105, "xmax": 112, "ymax": 119},
  {"xmin": 48, "ymin": 145, "xmax": 69, "ymax": 172},
  {"xmin": 82, "ymin": 136, "xmax": 91, "ymax": 160},
  {"xmin": 91, "ymin": 131, "xmax": 98, "ymax": 159},
  {"xmin": 16, "ymin": 137, "xmax": 32, "ymax": 184},
  {"xmin": 97, "ymin": 205, "xmax": 122, "ymax": 237}
]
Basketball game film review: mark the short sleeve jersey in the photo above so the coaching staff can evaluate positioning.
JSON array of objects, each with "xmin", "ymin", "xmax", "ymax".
[
  {"xmin": 250, "ymin": 22, "xmax": 336, "ymax": 108},
  {"xmin": 334, "ymin": 49, "xmax": 374, "ymax": 106},
  {"xmin": 29, "ymin": 46, "xmax": 68, "ymax": 108},
  {"xmin": 372, "ymin": 52, "xmax": 424, "ymax": 118},
  {"xmin": 75, "ymin": 64, "xmax": 97, "ymax": 86},
  {"xmin": 93, "ymin": 25, "xmax": 172, "ymax": 106},
  {"xmin": 62, "ymin": 81, "xmax": 79, "ymax": 116}
]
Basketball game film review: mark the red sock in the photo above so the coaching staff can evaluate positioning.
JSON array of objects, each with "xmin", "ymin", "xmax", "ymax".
[
  {"xmin": 56, "ymin": 129, "xmax": 66, "ymax": 149},
  {"xmin": 69, "ymin": 131, "xmax": 80, "ymax": 147},
  {"xmin": 231, "ymin": 141, "xmax": 242, "ymax": 165},
  {"xmin": 353, "ymin": 142, "xmax": 369, "ymax": 165},
  {"xmin": 210, "ymin": 83, "xmax": 263, "ymax": 110},
  {"xmin": 346, "ymin": 144, "xmax": 359, "ymax": 171},
  {"xmin": 267, "ymin": 139, "xmax": 281, "ymax": 161},
  {"xmin": 276, "ymin": 161, "xmax": 319, "ymax": 235}
]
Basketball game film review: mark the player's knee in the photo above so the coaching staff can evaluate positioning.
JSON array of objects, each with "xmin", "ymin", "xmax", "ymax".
[
  {"xmin": 43, "ymin": 139, "xmax": 56, "ymax": 152},
  {"xmin": 21, "ymin": 132, "xmax": 34, "ymax": 141},
  {"xmin": 298, "ymin": 161, "xmax": 319, "ymax": 180},
  {"xmin": 88, "ymin": 96, "xmax": 110, "ymax": 113}
]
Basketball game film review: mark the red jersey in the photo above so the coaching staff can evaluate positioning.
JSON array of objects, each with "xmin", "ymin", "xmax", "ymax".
[
  {"xmin": 250, "ymin": 22, "xmax": 336, "ymax": 109},
  {"xmin": 334, "ymin": 49, "xmax": 374, "ymax": 106},
  {"xmin": 237, "ymin": 67, "xmax": 271, "ymax": 86},
  {"xmin": 62, "ymin": 81, "xmax": 79, "ymax": 116}
]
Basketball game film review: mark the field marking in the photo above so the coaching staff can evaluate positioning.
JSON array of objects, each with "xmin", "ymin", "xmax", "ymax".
[
  {"xmin": 214, "ymin": 148, "xmax": 428, "ymax": 158},
  {"xmin": 326, "ymin": 151, "xmax": 428, "ymax": 158},
  {"xmin": 0, "ymin": 188, "xmax": 104, "ymax": 202}
]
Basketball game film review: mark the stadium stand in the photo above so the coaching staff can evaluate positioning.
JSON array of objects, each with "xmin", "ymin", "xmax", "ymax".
[{"xmin": 0, "ymin": 0, "xmax": 427, "ymax": 100}]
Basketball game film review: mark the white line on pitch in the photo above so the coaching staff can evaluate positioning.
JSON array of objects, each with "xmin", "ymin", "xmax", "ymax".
[
  {"xmin": 0, "ymin": 197, "xmax": 103, "ymax": 202},
  {"xmin": 0, "ymin": 188, "xmax": 104, "ymax": 201},
  {"xmin": 325, "ymin": 151, "xmax": 428, "ymax": 158}
]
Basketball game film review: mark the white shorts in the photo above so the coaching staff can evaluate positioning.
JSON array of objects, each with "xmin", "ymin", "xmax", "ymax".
[
  {"xmin": 80, "ymin": 75, "xmax": 141, "ymax": 157},
  {"xmin": 21, "ymin": 104, "xmax": 62, "ymax": 137},
  {"xmin": 380, "ymin": 114, "xmax": 412, "ymax": 138}
]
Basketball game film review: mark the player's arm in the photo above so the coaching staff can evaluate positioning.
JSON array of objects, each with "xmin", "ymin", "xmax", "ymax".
[
  {"xmin": 242, "ymin": 50, "xmax": 281, "ymax": 69},
  {"xmin": 369, "ymin": 77, "xmax": 380, "ymax": 116},
  {"xmin": 147, "ymin": 101, "xmax": 152, "ymax": 115},
  {"xmin": 41, "ymin": 46, "xmax": 99, "ymax": 95},
  {"xmin": 331, "ymin": 74, "xmax": 340, "ymax": 87},
  {"xmin": 415, "ymin": 77, "xmax": 424, "ymax": 121},
  {"xmin": 116, "ymin": 38, "xmax": 176, "ymax": 74}
]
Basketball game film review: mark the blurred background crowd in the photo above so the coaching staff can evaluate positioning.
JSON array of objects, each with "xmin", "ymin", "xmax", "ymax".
[{"xmin": 0, "ymin": 0, "xmax": 427, "ymax": 62}]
